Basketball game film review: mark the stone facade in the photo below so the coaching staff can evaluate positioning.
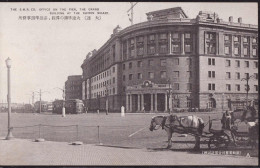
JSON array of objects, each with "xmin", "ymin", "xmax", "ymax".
[{"xmin": 81, "ymin": 7, "xmax": 258, "ymax": 112}]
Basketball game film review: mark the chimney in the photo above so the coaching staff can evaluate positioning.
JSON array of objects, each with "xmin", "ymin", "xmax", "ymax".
[
  {"xmin": 229, "ymin": 16, "xmax": 233, "ymax": 22},
  {"xmin": 238, "ymin": 17, "xmax": 242, "ymax": 23}
]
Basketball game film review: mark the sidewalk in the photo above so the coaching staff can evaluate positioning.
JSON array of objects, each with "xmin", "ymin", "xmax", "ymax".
[{"xmin": 0, "ymin": 138, "xmax": 258, "ymax": 166}]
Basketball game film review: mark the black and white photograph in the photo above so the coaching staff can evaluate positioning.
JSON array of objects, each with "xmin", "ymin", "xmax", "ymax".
[{"xmin": 0, "ymin": 1, "xmax": 258, "ymax": 166}]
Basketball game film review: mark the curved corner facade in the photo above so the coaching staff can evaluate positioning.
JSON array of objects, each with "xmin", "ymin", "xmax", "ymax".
[{"xmin": 81, "ymin": 8, "xmax": 258, "ymax": 112}]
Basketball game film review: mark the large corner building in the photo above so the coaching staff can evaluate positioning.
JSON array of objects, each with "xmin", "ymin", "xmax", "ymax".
[{"xmin": 81, "ymin": 7, "xmax": 258, "ymax": 112}]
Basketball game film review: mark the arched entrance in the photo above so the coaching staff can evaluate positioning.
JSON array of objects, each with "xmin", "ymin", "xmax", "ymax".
[{"xmin": 208, "ymin": 98, "xmax": 216, "ymax": 108}]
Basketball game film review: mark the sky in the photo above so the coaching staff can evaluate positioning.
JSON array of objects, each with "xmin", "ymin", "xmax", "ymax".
[{"xmin": 0, "ymin": 2, "xmax": 258, "ymax": 104}]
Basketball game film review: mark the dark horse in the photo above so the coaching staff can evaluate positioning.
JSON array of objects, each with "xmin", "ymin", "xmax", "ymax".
[
  {"xmin": 231, "ymin": 106, "xmax": 257, "ymax": 124},
  {"xmin": 149, "ymin": 114, "xmax": 204, "ymax": 150}
]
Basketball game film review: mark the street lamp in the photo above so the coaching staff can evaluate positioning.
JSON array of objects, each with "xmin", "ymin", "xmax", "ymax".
[
  {"xmin": 105, "ymin": 85, "xmax": 109, "ymax": 115},
  {"xmin": 54, "ymin": 87, "xmax": 66, "ymax": 117},
  {"xmin": 5, "ymin": 57, "xmax": 13, "ymax": 140},
  {"xmin": 167, "ymin": 79, "xmax": 171, "ymax": 114},
  {"xmin": 241, "ymin": 75, "xmax": 255, "ymax": 107}
]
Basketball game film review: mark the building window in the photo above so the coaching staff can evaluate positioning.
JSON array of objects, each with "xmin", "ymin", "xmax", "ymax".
[
  {"xmin": 174, "ymin": 83, "xmax": 179, "ymax": 90},
  {"xmin": 236, "ymin": 84, "xmax": 240, "ymax": 91},
  {"xmin": 129, "ymin": 62, "xmax": 132, "ymax": 69},
  {"xmin": 160, "ymin": 71, "xmax": 166, "ymax": 78},
  {"xmin": 224, "ymin": 35, "xmax": 230, "ymax": 41},
  {"xmin": 148, "ymin": 46, "xmax": 155, "ymax": 54},
  {"xmin": 185, "ymin": 44, "xmax": 191, "ymax": 53},
  {"xmin": 254, "ymin": 61, "xmax": 258, "ymax": 68},
  {"xmin": 123, "ymin": 75, "xmax": 125, "ymax": 81},
  {"xmin": 234, "ymin": 36, "xmax": 239, "ymax": 42},
  {"xmin": 137, "ymin": 61, "xmax": 142, "ymax": 67},
  {"xmin": 208, "ymin": 71, "xmax": 215, "ymax": 78},
  {"xmin": 235, "ymin": 60, "xmax": 240, "ymax": 67},
  {"xmin": 254, "ymin": 73, "xmax": 258, "ymax": 80},
  {"xmin": 129, "ymin": 74, "xmax": 133, "ymax": 80},
  {"xmin": 137, "ymin": 47, "xmax": 144, "ymax": 56},
  {"xmin": 208, "ymin": 83, "xmax": 215, "ymax": 91},
  {"xmin": 159, "ymin": 44, "xmax": 167, "ymax": 53},
  {"xmin": 225, "ymin": 46, "xmax": 230, "ymax": 55},
  {"xmin": 148, "ymin": 72, "xmax": 154, "ymax": 79},
  {"xmin": 148, "ymin": 60, "xmax": 153, "ymax": 66},
  {"xmin": 130, "ymin": 49, "xmax": 135, "ymax": 57},
  {"xmin": 244, "ymin": 61, "xmax": 249, "ymax": 68},
  {"xmin": 253, "ymin": 48, "xmax": 257, "ymax": 56},
  {"xmin": 138, "ymin": 73, "xmax": 142, "ymax": 79},
  {"xmin": 226, "ymin": 72, "xmax": 231, "ymax": 79},
  {"xmin": 208, "ymin": 58, "xmax": 215, "ymax": 65},
  {"xmin": 113, "ymin": 77, "xmax": 115, "ymax": 83},
  {"xmin": 243, "ymin": 48, "xmax": 248, "ymax": 56},
  {"xmin": 206, "ymin": 43, "xmax": 216, "ymax": 54},
  {"xmin": 187, "ymin": 83, "xmax": 192, "ymax": 91},
  {"xmin": 245, "ymin": 73, "xmax": 249, "ymax": 79},
  {"xmin": 187, "ymin": 99, "xmax": 192, "ymax": 108},
  {"xmin": 174, "ymin": 58, "xmax": 179, "ymax": 65},
  {"xmin": 243, "ymin": 37, "xmax": 248, "ymax": 43},
  {"xmin": 123, "ymin": 64, "xmax": 125, "ymax": 70},
  {"xmin": 252, "ymin": 37, "xmax": 257, "ymax": 43},
  {"xmin": 160, "ymin": 33, "xmax": 167, "ymax": 39},
  {"xmin": 255, "ymin": 85, "xmax": 258, "ymax": 92},
  {"xmin": 234, "ymin": 47, "xmax": 239, "ymax": 55},
  {"xmin": 112, "ymin": 67, "xmax": 115, "ymax": 73},
  {"xmin": 160, "ymin": 59, "xmax": 167, "ymax": 66},
  {"xmin": 235, "ymin": 72, "xmax": 240, "ymax": 80},
  {"xmin": 226, "ymin": 60, "xmax": 231, "ymax": 67},
  {"xmin": 173, "ymin": 71, "xmax": 179, "ymax": 78},
  {"xmin": 185, "ymin": 33, "xmax": 191, "ymax": 39},
  {"xmin": 172, "ymin": 44, "xmax": 180, "ymax": 52},
  {"xmin": 226, "ymin": 84, "xmax": 231, "ymax": 91}
]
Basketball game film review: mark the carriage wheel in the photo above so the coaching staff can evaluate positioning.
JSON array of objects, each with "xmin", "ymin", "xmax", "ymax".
[{"xmin": 208, "ymin": 133, "xmax": 230, "ymax": 149}]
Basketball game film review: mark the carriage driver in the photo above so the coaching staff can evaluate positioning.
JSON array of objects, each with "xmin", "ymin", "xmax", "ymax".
[{"xmin": 221, "ymin": 110, "xmax": 232, "ymax": 130}]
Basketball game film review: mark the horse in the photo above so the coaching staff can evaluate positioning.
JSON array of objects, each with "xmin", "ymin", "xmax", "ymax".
[
  {"xmin": 149, "ymin": 114, "xmax": 204, "ymax": 150},
  {"xmin": 231, "ymin": 106, "xmax": 257, "ymax": 125}
]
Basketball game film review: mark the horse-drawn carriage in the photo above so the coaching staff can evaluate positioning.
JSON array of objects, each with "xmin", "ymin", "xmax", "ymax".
[{"xmin": 149, "ymin": 106, "xmax": 258, "ymax": 150}]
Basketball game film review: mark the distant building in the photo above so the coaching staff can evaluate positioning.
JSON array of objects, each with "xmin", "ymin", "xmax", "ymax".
[
  {"xmin": 65, "ymin": 75, "xmax": 82, "ymax": 100},
  {"xmin": 81, "ymin": 7, "xmax": 258, "ymax": 112}
]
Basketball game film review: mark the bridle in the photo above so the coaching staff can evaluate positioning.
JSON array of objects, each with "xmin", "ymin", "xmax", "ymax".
[{"xmin": 150, "ymin": 116, "xmax": 164, "ymax": 130}]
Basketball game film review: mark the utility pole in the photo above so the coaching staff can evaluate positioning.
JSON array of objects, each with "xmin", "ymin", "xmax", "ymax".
[
  {"xmin": 241, "ymin": 75, "xmax": 255, "ymax": 107},
  {"xmin": 35, "ymin": 89, "xmax": 49, "ymax": 114},
  {"xmin": 127, "ymin": 2, "xmax": 138, "ymax": 25}
]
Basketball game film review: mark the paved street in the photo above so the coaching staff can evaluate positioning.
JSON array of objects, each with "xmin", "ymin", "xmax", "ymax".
[{"xmin": 0, "ymin": 137, "xmax": 258, "ymax": 166}]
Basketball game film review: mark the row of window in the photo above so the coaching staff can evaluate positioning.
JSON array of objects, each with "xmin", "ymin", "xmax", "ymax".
[
  {"xmin": 208, "ymin": 83, "xmax": 258, "ymax": 92},
  {"xmin": 225, "ymin": 72, "xmax": 258, "ymax": 80},
  {"xmin": 122, "ymin": 58, "xmax": 192, "ymax": 70},
  {"xmin": 225, "ymin": 60, "xmax": 258, "ymax": 68},
  {"xmin": 224, "ymin": 46, "xmax": 257, "ymax": 56},
  {"xmin": 91, "ymin": 77, "xmax": 116, "ymax": 90},
  {"xmin": 124, "ymin": 32, "xmax": 193, "ymax": 58},
  {"xmin": 123, "ymin": 71, "xmax": 192, "ymax": 81},
  {"xmin": 225, "ymin": 84, "xmax": 258, "ymax": 92},
  {"xmin": 91, "ymin": 67, "xmax": 115, "ymax": 83},
  {"xmin": 91, "ymin": 87, "xmax": 116, "ymax": 98},
  {"xmin": 207, "ymin": 71, "xmax": 258, "ymax": 80}
]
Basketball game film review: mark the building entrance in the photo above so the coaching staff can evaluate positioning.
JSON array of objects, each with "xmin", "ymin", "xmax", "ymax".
[
  {"xmin": 144, "ymin": 94, "xmax": 151, "ymax": 111},
  {"xmin": 157, "ymin": 93, "xmax": 165, "ymax": 111}
]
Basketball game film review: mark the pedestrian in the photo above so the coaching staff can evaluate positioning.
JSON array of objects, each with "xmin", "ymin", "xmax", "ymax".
[{"xmin": 221, "ymin": 110, "xmax": 231, "ymax": 130}]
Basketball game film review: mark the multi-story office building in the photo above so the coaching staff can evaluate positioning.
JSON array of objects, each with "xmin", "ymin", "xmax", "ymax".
[
  {"xmin": 65, "ymin": 75, "xmax": 83, "ymax": 100},
  {"xmin": 81, "ymin": 7, "xmax": 258, "ymax": 112}
]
